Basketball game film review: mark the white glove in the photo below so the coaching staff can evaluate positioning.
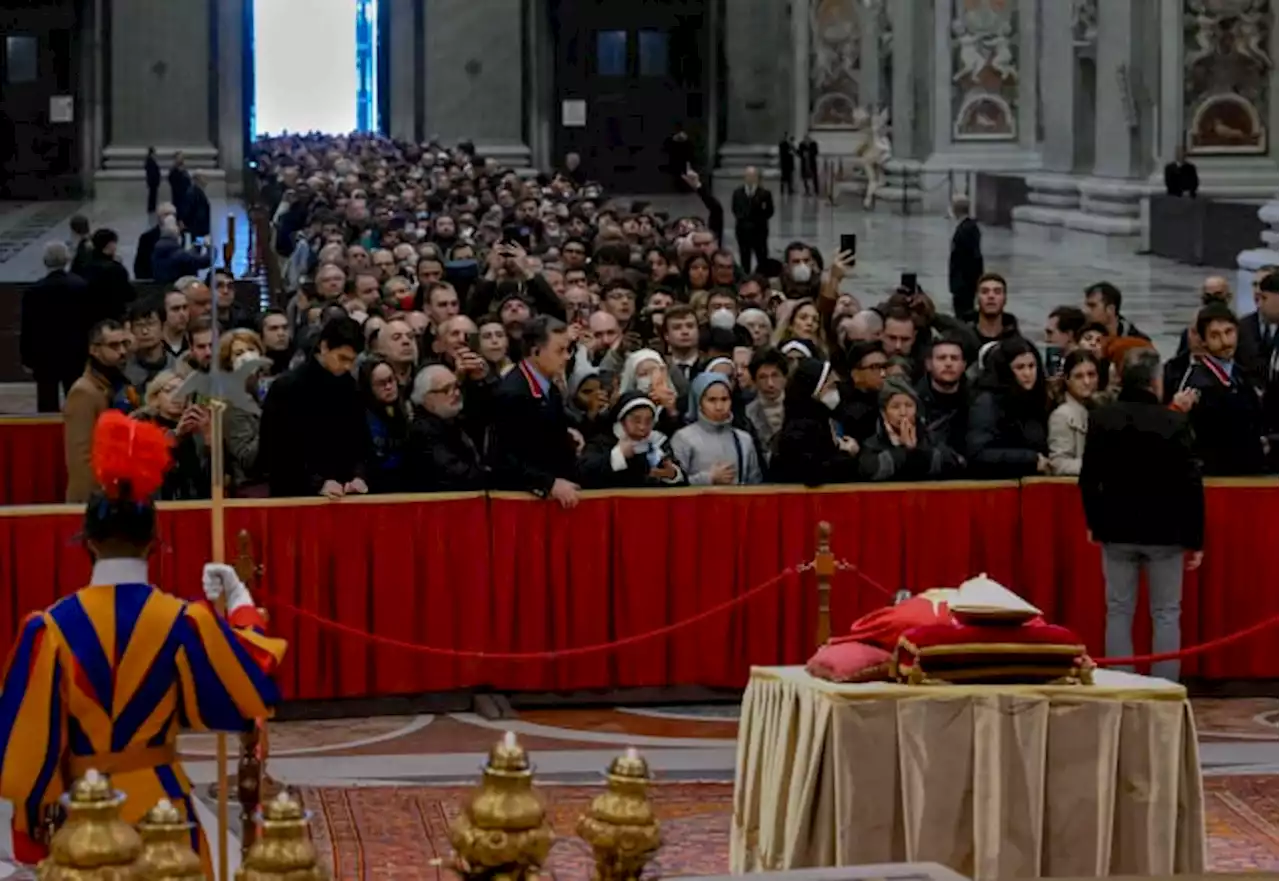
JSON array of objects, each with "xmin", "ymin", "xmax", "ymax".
[{"xmin": 202, "ymin": 563, "xmax": 254, "ymax": 613}]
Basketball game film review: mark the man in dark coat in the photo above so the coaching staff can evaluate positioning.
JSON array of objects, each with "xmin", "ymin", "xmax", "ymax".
[
  {"xmin": 133, "ymin": 201, "xmax": 178, "ymax": 280},
  {"xmin": 730, "ymin": 166, "xmax": 774, "ymax": 274},
  {"xmin": 145, "ymin": 147, "xmax": 161, "ymax": 215},
  {"xmin": 21, "ymin": 242, "xmax": 92, "ymax": 412},
  {"xmin": 405, "ymin": 364, "xmax": 488, "ymax": 492},
  {"xmin": 1181, "ymin": 302, "xmax": 1266, "ymax": 476},
  {"xmin": 184, "ymin": 172, "xmax": 212, "ymax": 242},
  {"xmin": 168, "ymin": 151, "xmax": 192, "ymax": 218},
  {"xmin": 80, "ymin": 228, "xmax": 136, "ymax": 325},
  {"xmin": 1079, "ymin": 347, "xmax": 1203, "ymax": 681},
  {"xmin": 259, "ymin": 316, "xmax": 369, "ymax": 498},
  {"xmin": 948, "ymin": 194, "xmax": 983, "ymax": 320},
  {"xmin": 487, "ymin": 315, "xmax": 581, "ymax": 507},
  {"xmin": 798, "ymin": 135, "xmax": 819, "ymax": 195},
  {"xmin": 778, "ymin": 135, "xmax": 795, "ymax": 196}
]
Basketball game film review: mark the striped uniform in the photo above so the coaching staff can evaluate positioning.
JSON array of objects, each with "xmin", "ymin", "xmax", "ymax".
[{"xmin": 0, "ymin": 577, "xmax": 286, "ymax": 870}]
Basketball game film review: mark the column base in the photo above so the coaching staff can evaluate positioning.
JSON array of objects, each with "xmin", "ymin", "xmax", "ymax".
[
  {"xmin": 717, "ymin": 143, "xmax": 779, "ymax": 178},
  {"xmin": 95, "ymin": 145, "xmax": 227, "ymax": 201},
  {"xmin": 920, "ymin": 146, "xmax": 1043, "ymax": 212},
  {"xmin": 1235, "ymin": 202, "xmax": 1279, "ymax": 315},
  {"xmin": 1011, "ymin": 175, "xmax": 1149, "ymax": 244},
  {"xmin": 1147, "ymin": 156, "xmax": 1278, "ymax": 201}
]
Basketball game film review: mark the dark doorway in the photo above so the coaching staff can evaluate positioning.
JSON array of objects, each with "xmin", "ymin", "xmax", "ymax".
[
  {"xmin": 0, "ymin": 1, "xmax": 82, "ymax": 199},
  {"xmin": 552, "ymin": 0, "xmax": 708, "ymax": 193}
]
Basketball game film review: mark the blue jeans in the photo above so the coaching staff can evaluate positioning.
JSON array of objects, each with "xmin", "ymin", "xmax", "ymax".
[{"xmin": 1102, "ymin": 543, "xmax": 1185, "ymax": 681}]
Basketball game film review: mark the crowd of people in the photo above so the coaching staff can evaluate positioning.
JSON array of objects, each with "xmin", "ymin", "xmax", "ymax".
[{"xmin": 21, "ymin": 133, "xmax": 1277, "ymax": 507}]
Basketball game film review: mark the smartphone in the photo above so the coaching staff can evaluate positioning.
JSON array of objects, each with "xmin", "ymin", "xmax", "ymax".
[
  {"xmin": 839, "ymin": 233, "xmax": 858, "ymax": 256},
  {"xmin": 900, "ymin": 272, "xmax": 918, "ymax": 293},
  {"xmin": 466, "ymin": 332, "xmax": 482, "ymax": 353},
  {"xmin": 1044, "ymin": 345, "xmax": 1064, "ymax": 377}
]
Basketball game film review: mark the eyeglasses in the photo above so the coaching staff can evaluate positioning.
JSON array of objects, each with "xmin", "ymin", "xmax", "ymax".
[
  {"xmin": 427, "ymin": 382, "xmax": 460, "ymax": 395},
  {"xmin": 857, "ymin": 361, "xmax": 888, "ymax": 372}
]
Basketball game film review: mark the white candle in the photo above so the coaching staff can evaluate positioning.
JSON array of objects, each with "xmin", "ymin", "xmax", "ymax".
[
  {"xmin": 503, "ymin": 731, "xmax": 518, "ymax": 749},
  {"xmin": 625, "ymin": 747, "xmax": 640, "ymax": 762},
  {"xmin": 156, "ymin": 798, "xmax": 173, "ymax": 811}
]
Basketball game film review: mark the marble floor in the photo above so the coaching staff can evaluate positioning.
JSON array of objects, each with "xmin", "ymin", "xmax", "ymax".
[
  {"xmin": 0, "ymin": 697, "xmax": 1274, "ymax": 879},
  {"xmin": 0, "ymin": 186, "xmax": 1217, "ymax": 413}
]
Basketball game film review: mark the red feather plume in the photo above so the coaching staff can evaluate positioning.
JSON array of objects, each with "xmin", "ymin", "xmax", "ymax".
[{"xmin": 91, "ymin": 411, "xmax": 174, "ymax": 500}]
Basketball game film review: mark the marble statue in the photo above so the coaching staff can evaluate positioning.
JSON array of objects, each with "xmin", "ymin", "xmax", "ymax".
[
  {"xmin": 1234, "ymin": 6, "xmax": 1271, "ymax": 69},
  {"xmin": 1184, "ymin": 6, "xmax": 1220, "ymax": 68},
  {"xmin": 990, "ymin": 21, "xmax": 1018, "ymax": 81},
  {"xmin": 952, "ymin": 20, "xmax": 989, "ymax": 83},
  {"xmin": 850, "ymin": 106, "xmax": 891, "ymax": 208}
]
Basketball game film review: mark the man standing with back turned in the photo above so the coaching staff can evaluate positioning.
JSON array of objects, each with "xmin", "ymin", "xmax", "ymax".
[{"xmin": 1078, "ymin": 347, "xmax": 1204, "ymax": 681}]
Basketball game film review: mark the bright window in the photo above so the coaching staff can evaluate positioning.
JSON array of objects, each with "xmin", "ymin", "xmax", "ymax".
[{"xmin": 252, "ymin": 0, "xmax": 379, "ymax": 136}]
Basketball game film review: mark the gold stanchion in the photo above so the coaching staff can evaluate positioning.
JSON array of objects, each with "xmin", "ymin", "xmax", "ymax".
[
  {"xmin": 813, "ymin": 521, "xmax": 835, "ymax": 650},
  {"xmin": 134, "ymin": 798, "xmax": 205, "ymax": 879},
  {"xmin": 209, "ymin": 399, "xmax": 230, "ymax": 881},
  {"xmin": 39, "ymin": 770, "xmax": 142, "ymax": 880},
  {"xmin": 234, "ymin": 529, "xmax": 271, "ymax": 856},
  {"xmin": 447, "ymin": 732, "xmax": 554, "ymax": 880},
  {"xmin": 576, "ymin": 748, "xmax": 661, "ymax": 881},
  {"xmin": 236, "ymin": 791, "xmax": 328, "ymax": 880}
]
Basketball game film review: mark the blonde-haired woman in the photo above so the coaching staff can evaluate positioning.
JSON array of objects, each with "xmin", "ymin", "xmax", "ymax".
[
  {"xmin": 771, "ymin": 297, "xmax": 828, "ymax": 357},
  {"xmin": 132, "ymin": 370, "xmax": 210, "ymax": 499}
]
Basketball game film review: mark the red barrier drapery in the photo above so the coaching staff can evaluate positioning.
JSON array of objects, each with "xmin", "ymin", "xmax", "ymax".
[
  {"xmin": 0, "ymin": 479, "xmax": 1274, "ymax": 701},
  {"xmin": 0, "ymin": 418, "xmax": 66, "ymax": 506}
]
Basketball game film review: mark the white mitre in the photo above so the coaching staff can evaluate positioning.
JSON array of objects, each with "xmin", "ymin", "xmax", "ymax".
[{"xmin": 952, "ymin": 573, "xmax": 1042, "ymax": 615}]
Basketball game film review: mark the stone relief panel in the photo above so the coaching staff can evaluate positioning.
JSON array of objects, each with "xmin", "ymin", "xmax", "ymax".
[
  {"xmin": 809, "ymin": 0, "xmax": 862, "ymax": 129},
  {"xmin": 951, "ymin": 0, "xmax": 1019, "ymax": 141},
  {"xmin": 1184, "ymin": 0, "xmax": 1272, "ymax": 155},
  {"xmin": 1072, "ymin": 0, "xmax": 1098, "ymax": 49}
]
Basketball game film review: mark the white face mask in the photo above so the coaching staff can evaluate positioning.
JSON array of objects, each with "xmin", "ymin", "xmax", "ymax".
[
  {"xmin": 820, "ymin": 388, "xmax": 840, "ymax": 410},
  {"xmin": 790, "ymin": 263, "xmax": 813, "ymax": 284},
  {"xmin": 709, "ymin": 308, "xmax": 736, "ymax": 331},
  {"xmin": 232, "ymin": 351, "xmax": 261, "ymax": 370},
  {"xmin": 636, "ymin": 375, "xmax": 653, "ymax": 393}
]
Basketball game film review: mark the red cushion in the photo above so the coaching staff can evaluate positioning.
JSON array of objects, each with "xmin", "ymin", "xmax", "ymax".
[
  {"xmin": 806, "ymin": 641, "xmax": 893, "ymax": 683},
  {"xmin": 839, "ymin": 593, "xmax": 955, "ymax": 651},
  {"xmin": 895, "ymin": 620, "xmax": 1088, "ymax": 685}
]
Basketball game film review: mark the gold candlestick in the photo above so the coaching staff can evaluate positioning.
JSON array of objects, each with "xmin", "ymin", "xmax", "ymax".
[
  {"xmin": 134, "ymin": 799, "xmax": 204, "ymax": 880},
  {"xmin": 236, "ymin": 791, "xmax": 328, "ymax": 881},
  {"xmin": 39, "ymin": 769, "xmax": 142, "ymax": 880},
  {"xmin": 447, "ymin": 732, "xmax": 554, "ymax": 881},
  {"xmin": 576, "ymin": 748, "xmax": 661, "ymax": 881}
]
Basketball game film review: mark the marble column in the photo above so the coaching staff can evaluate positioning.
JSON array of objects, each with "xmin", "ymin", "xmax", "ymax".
[
  {"xmin": 423, "ymin": 0, "xmax": 529, "ymax": 162},
  {"xmin": 790, "ymin": 0, "xmax": 810, "ymax": 143},
  {"xmin": 718, "ymin": 0, "xmax": 791, "ymax": 173},
  {"xmin": 887, "ymin": 0, "xmax": 916, "ymax": 160},
  {"xmin": 1039, "ymin": 0, "xmax": 1078, "ymax": 174},
  {"xmin": 215, "ymin": 0, "xmax": 246, "ymax": 193},
  {"xmin": 98, "ymin": 0, "xmax": 221, "ymax": 196},
  {"xmin": 1092, "ymin": 0, "xmax": 1143, "ymax": 180},
  {"xmin": 387, "ymin": 0, "xmax": 418, "ymax": 142}
]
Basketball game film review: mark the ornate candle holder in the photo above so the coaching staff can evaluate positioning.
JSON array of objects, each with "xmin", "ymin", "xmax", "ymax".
[
  {"xmin": 447, "ymin": 732, "xmax": 554, "ymax": 881},
  {"xmin": 133, "ymin": 798, "xmax": 204, "ymax": 880},
  {"xmin": 576, "ymin": 748, "xmax": 661, "ymax": 881},
  {"xmin": 236, "ymin": 791, "xmax": 328, "ymax": 880},
  {"xmin": 39, "ymin": 769, "xmax": 142, "ymax": 881}
]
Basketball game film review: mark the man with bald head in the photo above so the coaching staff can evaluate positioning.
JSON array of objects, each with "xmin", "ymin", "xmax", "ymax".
[
  {"xmin": 406, "ymin": 364, "xmax": 488, "ymax": 492},
  {"xmin": 836, "ymin": 309, "xmax": 884, "ymax": 347},
  {"xmin": 731, "ymin": 165, "xmax": 774, "ymax": 274}
]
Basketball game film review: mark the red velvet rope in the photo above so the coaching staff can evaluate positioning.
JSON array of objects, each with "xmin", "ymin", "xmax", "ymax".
[
  {"xmin": 255, "ymin": 566, "xmax": 802, "ymax": 660},
  {"xmin": 254, "ymin": 562, "xmax": 1276, "ymax": 668}
]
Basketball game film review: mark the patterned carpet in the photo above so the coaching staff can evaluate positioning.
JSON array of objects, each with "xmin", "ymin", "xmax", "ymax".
[{"xmin": 299, "ymin": 777, "xmax": 1278, "ymax": 880}]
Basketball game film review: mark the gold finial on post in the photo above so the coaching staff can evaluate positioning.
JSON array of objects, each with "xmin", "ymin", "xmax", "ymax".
[
  {"xmin": 576, "ymin": 747, "xmax": 661, "ymax": 881},
  {"xmin": 134, "ymin": 799, "xmax": 204, "ymax": 879},
  {"xmin": 236, "ymin": 791, "xmax": 328, "ymax": 881},
  {"xmin": 39, "ymin": 769, "xmax": 142, "ymax": 880},
  {"xmin": 447, "ymin": 732, "xmax": 554, "ymax": 880},
  {"xmin": 813, "ymin": 521, "xmax": 835, "ymax": 650}
]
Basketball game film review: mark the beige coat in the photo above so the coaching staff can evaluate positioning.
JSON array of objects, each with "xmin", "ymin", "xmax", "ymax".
[
  {"xmin": 1047, "ymin": 396, "xmax": 1089, "ymax": 476},
  {"xmin": 63, "ymin": 368, "xmax": 112, "ymax": 502}
]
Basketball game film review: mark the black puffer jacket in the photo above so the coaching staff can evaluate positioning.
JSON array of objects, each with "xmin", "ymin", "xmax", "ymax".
[
  {"xmin": 857, "ymin": 416, "xmax": 962, "ymax": 482},
  {"xmin": 963, "ymin": 337, "xmax": 1050, "ymax": 478}
]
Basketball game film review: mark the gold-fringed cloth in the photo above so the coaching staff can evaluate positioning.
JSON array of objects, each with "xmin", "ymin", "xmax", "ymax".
[{"xmin": 730, "ymin": 666, "xmax": 1206, "ymax": 879}]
